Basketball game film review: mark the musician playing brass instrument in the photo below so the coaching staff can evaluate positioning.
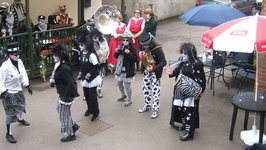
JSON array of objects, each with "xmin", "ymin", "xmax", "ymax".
[
  {"xmin": 89, "ymin": 29, "xmax": 108, "ymax": 98},
  {"xmin": 138, "ymin": 32, "xmax": 166, "ymax": 119}
]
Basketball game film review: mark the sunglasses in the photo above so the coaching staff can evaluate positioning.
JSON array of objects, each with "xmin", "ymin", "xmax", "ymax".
[
  {"xmin": 123, "ymin": 39, "xmax": 130, "ymax": 42},
  {"xmin": 134, "ymin": 11, "xmax": 140, "ymax": 14}
]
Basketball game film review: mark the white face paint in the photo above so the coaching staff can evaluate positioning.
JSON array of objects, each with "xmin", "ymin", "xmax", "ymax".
[
  {"xmin": 53, "ymin": 55, "xmax": 60, "ymax": 63},
  {"xmin": 123, "ymin": 38, "xmax": 130, "ymax": 46},
  {"xmin": 39, "ymin": 19, "xmax": 45, "ymax": 25},
  {"xmin": 181, "ymin": 54, "xmax": 189, "ymax": 62},
  {"xmin": 79, "ymin": 44, "xmax": 86, "ymax": 51},
  {"xmin": 9, "ymin": 53, "xmax": 19, "ymax": 61}
]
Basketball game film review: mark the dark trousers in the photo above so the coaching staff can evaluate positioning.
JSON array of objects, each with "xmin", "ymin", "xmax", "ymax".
[
  {"xmin": 83, "ymin": 87, "xmax": 99, "ymax": 115},
  {"xmin": 170, "ymin": 100, "xmax": 200, "ymax": 128}
]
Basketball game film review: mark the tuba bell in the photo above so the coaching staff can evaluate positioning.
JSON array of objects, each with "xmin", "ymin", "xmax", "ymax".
[{"xmin": 94, "ymin": 5, "xmax": 119, "ymax": 35}]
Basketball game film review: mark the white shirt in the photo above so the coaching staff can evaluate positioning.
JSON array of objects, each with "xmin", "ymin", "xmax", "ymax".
[{"xmin": 0, "ymin": 58, "xmax": 29, "ymax": 94}]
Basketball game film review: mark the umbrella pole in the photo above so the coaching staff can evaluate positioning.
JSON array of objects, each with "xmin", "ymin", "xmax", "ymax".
[{"xmin": 240, "ymin": 49, "xmax": 266, "ymax": 145}]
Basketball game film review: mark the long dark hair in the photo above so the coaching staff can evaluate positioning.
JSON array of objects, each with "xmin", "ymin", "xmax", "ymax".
[
  {"xmin": 51, "ymin": 44, "xmax": 69, "ymax": 63},
  {"xmin": 78, "ymin": 35, "xmax": 94, "ymax": 51},
  {"xmin": 179, "ymin": 42, "xmax": 198, "ymax": 62}
]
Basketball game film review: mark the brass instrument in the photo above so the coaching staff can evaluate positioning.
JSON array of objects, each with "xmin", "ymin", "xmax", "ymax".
[
  {"xmin": 92, "ymin": 5, "xmax": 120, "ymax": 64},
  {"xmin": 94, "ymin": 5, "xmax": 119, "ymax": 35}
]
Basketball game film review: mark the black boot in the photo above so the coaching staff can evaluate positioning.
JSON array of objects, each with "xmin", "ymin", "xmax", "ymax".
[{"xmin": 179, "ymin": 131, "xmax": 194, "ymax": 141}]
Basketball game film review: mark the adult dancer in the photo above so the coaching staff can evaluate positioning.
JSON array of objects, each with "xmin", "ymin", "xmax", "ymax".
[
  {"xmin": 50, "ymin": 44, "xmax": 80, "ymax": 142},
  {"xmin": 77, "ymin": 34, "xmax": 102, "ymax": 121},
  {"xmin": 114, "ymin": 32, "xmax": 137, "ymax": 107},
  {"xmin": 0, "ymin": 42, "xmax": 33, "ymax": 143},
  {"xmin": 138, "ymin": 32, "xmax": 166, "ymax": 119},
  {"xmin": 164, "ymin": 43, "xmax": 206, "ymax": 141}
]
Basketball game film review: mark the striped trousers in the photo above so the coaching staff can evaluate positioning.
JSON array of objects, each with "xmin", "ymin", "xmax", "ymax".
[{"xmin": 56, "ymin": 98, "xmax": 75, "ymax": 135}]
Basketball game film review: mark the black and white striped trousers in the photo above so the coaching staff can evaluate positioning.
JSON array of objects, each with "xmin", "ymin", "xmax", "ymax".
[{"xmin": 56, "ymin": 98, "xmax": 75, "ymax": 136}]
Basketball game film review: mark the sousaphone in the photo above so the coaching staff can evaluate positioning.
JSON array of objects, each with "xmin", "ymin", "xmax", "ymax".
[{"xmin": 94, "ymin": 5, "xmax": 119, "ymax": 35}]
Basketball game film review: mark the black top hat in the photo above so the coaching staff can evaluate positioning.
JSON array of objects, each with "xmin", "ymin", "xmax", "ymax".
[
  {"xmin": 6, "ymin": 42, "xmax": 20, "ymax": 53},
  {"xmin": 139, "ymin": 32, "xmax": 153, "ymax": 46},
  {"xmin": 38, "ymin": 15, "xmax": 46, "ymax": 20}
]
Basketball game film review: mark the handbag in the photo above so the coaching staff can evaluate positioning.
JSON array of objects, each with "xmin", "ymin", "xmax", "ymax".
[{"xmin": 174, "ymin": 74, "xmax": 202, "ymax": 99}]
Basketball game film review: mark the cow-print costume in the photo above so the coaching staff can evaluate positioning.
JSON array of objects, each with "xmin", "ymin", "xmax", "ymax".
[
  {"xmin": 142, "ymin": 70, "xmax": 161, "ymax": 111},
  {"xmin": 139, "ymin": 41, "xmax": 166, "ymax": 117}
]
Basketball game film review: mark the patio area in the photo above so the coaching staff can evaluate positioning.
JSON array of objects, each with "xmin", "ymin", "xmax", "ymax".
[{"xmin": 0, "ymin": 18, "xmax": 258, "ymax": 150}]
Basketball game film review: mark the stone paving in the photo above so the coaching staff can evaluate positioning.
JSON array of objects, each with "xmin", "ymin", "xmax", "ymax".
[{"xmin": 0, "ymin": 18, "xmax": 256, "ymax": 150}]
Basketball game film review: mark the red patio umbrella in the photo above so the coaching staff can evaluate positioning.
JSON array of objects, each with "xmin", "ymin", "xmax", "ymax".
[
  {"xmin": 201, "ymin": 14, "xmax": 266, "ymax": 145},
  {"xmin": 201, "ymin": 14, "xmax": 266, "ymax": 53}
]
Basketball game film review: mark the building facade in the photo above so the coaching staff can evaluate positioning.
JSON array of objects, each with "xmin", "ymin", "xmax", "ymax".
[{"xmin": 102, "ymin": 0, "xmax": 195, "ymax": 22}]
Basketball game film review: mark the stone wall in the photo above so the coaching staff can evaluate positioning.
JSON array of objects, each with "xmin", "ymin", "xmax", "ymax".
[
  {"xmin": 2, "ymin": 0, "xmax": 102, "ymax": 25},
  {"xmin": 102, "ymin": 0, "xmax": 195, "ymax": 22}
]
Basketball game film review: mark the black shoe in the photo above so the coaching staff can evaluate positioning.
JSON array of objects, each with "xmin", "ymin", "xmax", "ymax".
[
  {"xmin": 117, "ymin": 95, "xmax": 127, "ymax": 101},
  {"xmin": 17, "ymin": 119, "xmax": 30, "ymax": 126},
  {"xmin": 91, "ymin": 113, "xmax": 99, "ymax": 122},
  {"xmin": 84, "ymin": 110, "xmax": 91, "ymax": 117},
  {"xmin": 73, "ymin": 124, "xmax": 80, "ymax": 134},
  {"xmin": 6, "ymin": 134, "xmax": 17, "ymax": 143},
  {"xmin": 179, "ymin": 132, "xmax": 194, "ymax": 141},
  {"xmin": 60, "ymin": 135, "xmax": 76, "ymax": 142}
]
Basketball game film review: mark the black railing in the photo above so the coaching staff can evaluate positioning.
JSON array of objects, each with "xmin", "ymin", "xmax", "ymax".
[{"xmin": 0, "ymin": 26, "xmax": 79, "ymax": 78}]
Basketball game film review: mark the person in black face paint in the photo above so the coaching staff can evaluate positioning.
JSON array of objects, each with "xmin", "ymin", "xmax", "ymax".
[{"xmin": 164, "ymin": 42, "xmax": 206, "ymax": 141}]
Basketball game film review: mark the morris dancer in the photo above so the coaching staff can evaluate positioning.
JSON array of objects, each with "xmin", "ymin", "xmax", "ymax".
[
  {"xmin": 164, "ymin": 43, "xmax": 206, "ymax": 141},
  {"xmin": 138, "ymin": 32, "xmax": 166, "ymax": 119},
  {"xmin": 0, "ymin": 42, "xmax": 33, "ymax": 143},
  {"xmin": 77, "ymin": 34, "xmax": 102, "ymax": 121},
  {"xmin": 114, "ymin": 32, "xmax": 137, "ymax": 107},
  {"xmin": 50, "ymin": 44, "xmax": 80, "ymax": 142}
]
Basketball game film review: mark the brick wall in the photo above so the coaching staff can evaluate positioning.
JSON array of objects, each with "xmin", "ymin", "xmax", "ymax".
[
  {"xmin": 262, "ymin": 0, "xmax": 266, "ymax": 15},
  {"xmin": 258, "ymin": 0, "xmax": 266, "ymax": 93},
  {"xmin": 258, "ymin": 53, "xmax": 266, "ymax": 93}
]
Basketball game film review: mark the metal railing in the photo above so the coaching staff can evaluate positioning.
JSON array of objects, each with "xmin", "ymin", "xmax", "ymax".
[{"xmin": 0, "ymin": 26, "xmax": 79, "ymax": 78}]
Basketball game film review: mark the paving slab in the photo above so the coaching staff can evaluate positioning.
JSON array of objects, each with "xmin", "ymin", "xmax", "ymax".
[{"xmin": 0, "ymin": 18, "xmax": 256, "ymax": 150}]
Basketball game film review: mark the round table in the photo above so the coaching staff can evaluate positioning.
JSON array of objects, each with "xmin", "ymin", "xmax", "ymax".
[{"xmin": 229, "ymin": 92, "xmax": 266, "ymax": 144}]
